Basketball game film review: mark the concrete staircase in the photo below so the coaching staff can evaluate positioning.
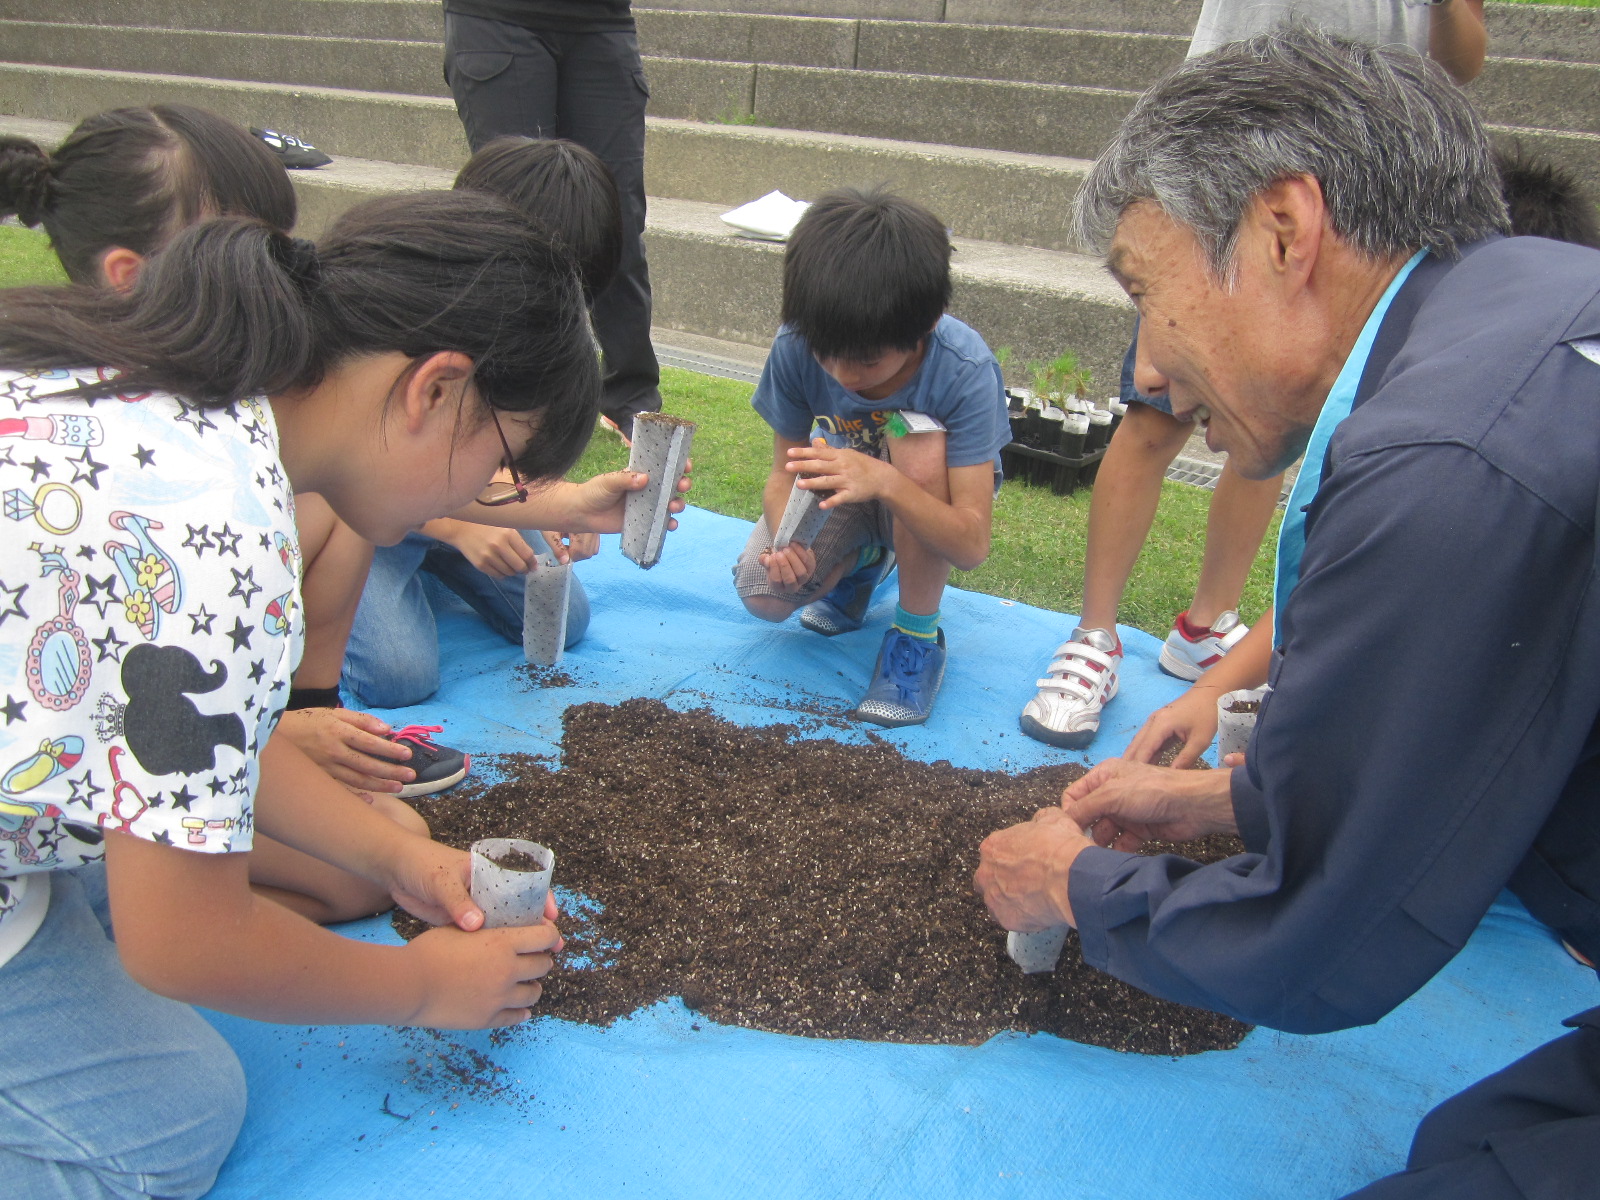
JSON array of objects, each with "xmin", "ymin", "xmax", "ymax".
[{"xmin": 2, "ymin": 0, "xmax": 1597, "ymax": 388}]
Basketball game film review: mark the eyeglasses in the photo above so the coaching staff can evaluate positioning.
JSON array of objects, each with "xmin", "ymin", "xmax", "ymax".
[{"xmin": 476, "ymin": 408, "xmax": 530, "ymax": 507}]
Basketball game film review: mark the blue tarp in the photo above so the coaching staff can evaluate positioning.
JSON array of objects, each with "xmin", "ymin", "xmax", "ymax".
[{"xmin": 206, "ymin": 506, "xmax": 1597, "ymax": 1199}]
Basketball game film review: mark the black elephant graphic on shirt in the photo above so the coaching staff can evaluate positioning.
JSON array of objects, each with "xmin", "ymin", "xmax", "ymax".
[{"xmin": 120, "ymin": 643, "xmax": 246, "ymax": 775}]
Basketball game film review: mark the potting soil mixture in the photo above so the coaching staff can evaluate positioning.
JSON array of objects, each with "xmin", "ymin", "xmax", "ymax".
[
  {"xmin": 400, "ymin": 698, "xmax": 1249, "ymax": 1056},
  {"xmin": 1225, "ymin": 700, "xmax": 1262, "ymax": 714},
  {"xmin": 488, "ymin": 846, "xmax": 547, "ymax": 872}
]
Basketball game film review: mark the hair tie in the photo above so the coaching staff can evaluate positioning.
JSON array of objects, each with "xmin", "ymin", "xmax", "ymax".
[{"xmin": 273, "ymin": 233, "xmax": 323, "ymax": 292}]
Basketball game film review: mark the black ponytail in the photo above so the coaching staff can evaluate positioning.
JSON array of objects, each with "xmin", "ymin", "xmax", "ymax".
[
  {"xmin": 0, "ymin": 190, "xmax": 600, "ymax": 483},
  {"xmin": 0, "ymin": 136, "xmax": 52, "ymax": 228},
  {"xmin": 0, "ymin": 104, "xmax": 294, "ymax": 283}
]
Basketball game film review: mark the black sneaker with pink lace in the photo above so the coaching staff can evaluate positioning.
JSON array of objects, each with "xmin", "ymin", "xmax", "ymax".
[{"xmin": 386, "ymin": 725, "xmax": 470, "ymax": 798}]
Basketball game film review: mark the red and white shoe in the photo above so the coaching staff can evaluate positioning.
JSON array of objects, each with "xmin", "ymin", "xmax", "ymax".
[
  {"xmin": 1019, "ymin": 627, "xmax": 1122, "ymax": 749},
  {"xmin": 1158, "ymin": 609, "xmax": 1249, "ymax": 681}
]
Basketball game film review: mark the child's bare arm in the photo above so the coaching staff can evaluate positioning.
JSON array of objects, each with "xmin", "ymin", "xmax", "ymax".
[
  {"xmin": 786, "ymin": 435, "xmax": 994, "ymax": 571},
  {"xmin": 108, "ymin": 735, "xmax": 561, "ymax": 1030}
]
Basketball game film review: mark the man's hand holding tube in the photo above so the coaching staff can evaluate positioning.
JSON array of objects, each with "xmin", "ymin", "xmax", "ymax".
[{"xmin": 975, "ymin": 759, "xmax": 1240, "ymax": 930}]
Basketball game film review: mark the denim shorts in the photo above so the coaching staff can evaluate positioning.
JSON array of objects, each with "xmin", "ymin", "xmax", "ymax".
[{"xmin": 1120, "ymin": 318, "xmax": 1174, "ymax": 416}]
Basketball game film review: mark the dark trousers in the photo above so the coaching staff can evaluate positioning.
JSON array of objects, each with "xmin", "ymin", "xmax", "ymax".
[
  {"xmin": 1344, "ymin": 1006, "xmax": 1600, "ymax": 1199},
  {"xmin": 444, "ymin": 13, "xmax": 662, "ymax": 430}
]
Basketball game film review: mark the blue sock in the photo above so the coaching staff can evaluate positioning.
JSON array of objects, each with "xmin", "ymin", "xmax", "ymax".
[{"xmin": 893, "ymin": 605, "xmax": 940, "ymax": 641}]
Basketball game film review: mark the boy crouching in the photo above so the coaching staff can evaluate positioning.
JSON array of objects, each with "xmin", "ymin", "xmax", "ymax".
[{"xmin": 732, "ymin": 186, "xmax": 1010, "ymax": 727}]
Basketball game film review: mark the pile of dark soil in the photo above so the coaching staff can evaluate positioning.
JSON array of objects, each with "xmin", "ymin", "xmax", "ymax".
[{"xmin": 401, "ymin": 699, "xmax": 1249, "ymax": 1056}]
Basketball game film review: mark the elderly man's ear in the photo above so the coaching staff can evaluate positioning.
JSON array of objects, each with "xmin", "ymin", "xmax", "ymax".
[{"xmin": 1248, "ymin": 174, "xmax": 1327, "ymax": 287}]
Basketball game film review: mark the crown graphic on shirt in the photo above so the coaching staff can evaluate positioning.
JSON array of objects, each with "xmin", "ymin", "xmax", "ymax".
[{"xmin": 92, "ymin": 693, "xmax": 126, "ymax": 743}]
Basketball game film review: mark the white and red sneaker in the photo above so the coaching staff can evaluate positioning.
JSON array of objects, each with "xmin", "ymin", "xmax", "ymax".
[
  {"xmin": 1158, "ymin": 609, "xmax": 1249, "ymax": 681},
  {"xmin": 1019, "ymin": 627, "xmax": 1122, "ymax": 749}
]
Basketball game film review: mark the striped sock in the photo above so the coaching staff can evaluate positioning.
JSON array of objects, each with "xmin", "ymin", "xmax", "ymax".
[
  {"xmin": 893, "ymin": 605, "xmax": 940, "ymax": 641},
  {"xmin": 854, "ymin": 544, "xmax": 885, "ymax": 572}
]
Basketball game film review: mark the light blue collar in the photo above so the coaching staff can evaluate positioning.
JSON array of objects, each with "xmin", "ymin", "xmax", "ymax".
[{"xmin": 1271, "ymin": 250, "xmax": 1427, "ymax": 642}]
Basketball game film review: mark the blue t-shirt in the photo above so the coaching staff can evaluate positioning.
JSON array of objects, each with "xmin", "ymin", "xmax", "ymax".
[{"xmin": 752, "ymin": 315, "xmax": 1010, "ymax": 471}]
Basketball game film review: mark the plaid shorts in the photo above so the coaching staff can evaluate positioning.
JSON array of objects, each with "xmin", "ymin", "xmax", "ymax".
[{"xmin": 732, "ymin": 492, "xmax": 896, "ymax": 606}]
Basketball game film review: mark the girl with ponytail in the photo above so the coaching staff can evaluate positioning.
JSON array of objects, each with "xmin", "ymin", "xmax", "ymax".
[{"xmin": 0, "ymin": 190, "xmax": 596, "ymax": 1196}]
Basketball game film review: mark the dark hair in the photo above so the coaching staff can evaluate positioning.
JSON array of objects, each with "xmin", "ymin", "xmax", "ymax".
[
  {"xmin": 1495, "ymin": 145, "xmax": 1600, "ymax": 250},
  {"xmin": 0, "ymin": 104, "xmax": 296, "ymax": 284},
  {"xmin": 454, "ymin": 137, "xmax": 623, "ymax": 302},
  {"xmin": 0, "ymin": 191, "xmax": 599, "ymax": 482},
  {"xmin": 780, "ymin": 185, "xmax": 952, "ymax": 361}
]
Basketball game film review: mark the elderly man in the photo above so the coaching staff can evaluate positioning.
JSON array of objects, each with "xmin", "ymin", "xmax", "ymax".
[{"xmin": 974, "ymin": 27, "xmax": 1600, "ymax": 1199}]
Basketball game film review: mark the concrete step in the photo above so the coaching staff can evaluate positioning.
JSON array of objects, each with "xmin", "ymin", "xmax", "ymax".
[
  {"xmin": 634, "ymin": 9, "xmax": 1190, "ymax": 89},
  {"xmin": 4, "ymin": 0, "xmax": 1594, "ymax": 67},
  {"xmin": 0, "ymin": 0, "xmax": 444, "ymax": 40},
  {"xmin": 636, "ymin": 0, "xmax": 1600, "ymax": 64},
  {"xmin": 0, "ymin": 26, "xmax": 1140, "ymax": 158},
  {"xmin": 641, "ymin": 119, "xmax": 1092, "ymax": 252},
  {"xmin": 0, "ymin": 108, "xmax": 1135, "ymax": 384},
  {"xmin": 0, "ymin": 61, "xmax": 1091, "ymax": 250},
  {"xmin": 6, "ymin": 11, "xmax": 1596, "ymax": 150}
]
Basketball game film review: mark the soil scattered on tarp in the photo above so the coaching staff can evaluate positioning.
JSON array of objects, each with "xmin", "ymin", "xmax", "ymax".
[
  {"xmin": 399, "ymin": 699, "xmax": 1249, "ymax": 1055},
  {"xmin": 516, "ymin": 664, "xmax": 575, "ymax": 690}
]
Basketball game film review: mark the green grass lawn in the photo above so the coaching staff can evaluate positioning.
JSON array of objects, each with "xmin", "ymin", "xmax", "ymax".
[
  {"xmin": 0, "ymin": 225, "xmax": 67, "ymax": 287},
  {"xmin": 2, "ymin": 222, "xmax": 1274, "ymax": 638}
]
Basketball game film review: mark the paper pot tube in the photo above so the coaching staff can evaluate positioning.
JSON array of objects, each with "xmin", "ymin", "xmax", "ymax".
[
  {"xmin": 1216, "ymin": 685, "xmax": 1271, "ymax": 763},
  {"xmin": 622, "ymin": 413, "xmax": 696, "ymax": 569},
  {"xmin": 522, "ymin": 552, "xmax": 572, "ymax": 667},
  {"xmin": 470, "ymin": 838, "xmax": 556, "ymax": 929},
  {"xmin": 772, "ymin": 476, "xmax": 832, "ymax": 550},
  {"xmin": 1085, "ymin": 407, "xmax": 1114, "ymax": 452},
  {"xmin": 1007, "ymin": 927, "xmax": 1069, "ymax": 974}
]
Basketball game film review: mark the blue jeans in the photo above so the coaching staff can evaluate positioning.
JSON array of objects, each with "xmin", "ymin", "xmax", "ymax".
[
  {"xmin": 342, "ymin": 531, "xmax": 592, "ymax": 708},
  {"xmin": 1120, "ymin": 317, "xmax": 1174, "ymax": 416},
  {"xmin": 0, "ymin": 867, "xmax": 246, "ymax": 1198}
]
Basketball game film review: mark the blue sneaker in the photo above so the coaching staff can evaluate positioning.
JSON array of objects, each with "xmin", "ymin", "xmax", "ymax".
[
  {"xmin": 854, "ymin": 628, "xmax": 947, "ymax": 727},
  {"xmin": 799, "ymin": 550, "xmax": 896, "ymax": 636}
]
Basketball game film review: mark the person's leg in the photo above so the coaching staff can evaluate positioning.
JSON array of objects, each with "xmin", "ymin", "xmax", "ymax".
[
  {"xmin": 1342, "ymin": 1011, "xmax": 1600, "ymax": 1198},
  {"xmin": 850, "ymin": 433, "xmax": 954, "ymax": 727},
  {"xmin": 249, "ymin": 794, "xmax": 430, "ymax": 924},
  {"xmin": 553, "ymin": 29, "xmax": 660, "ymax": 432},
  {"xmin": 291, "ymin": 494, "xmax": 375, "ymax": 699},
  {"xmin": 416, "ymin": 531, "xmax": 589, "ymax": 649},
  {"xmin": 341, "ymin": 534, "xmax": 442, "ymax": 708},
  {"xmin": 884, "ymin": 430, "xmax": 954, "ymax": 617},
  {"xmin": 0, "ymin": 871, "xmax": 247, "ymax": 1199},
  {"xmin": 443, "ymin": 12, "xmax": 560, "ymax": 151},
  {"xmin": 1187, "ymin": 462, "xmax": 1284, "ymax": 628},
  {"xmin": 734, "ymin": 506, "xmax": 872, "ymax": 623},
  {"xmin": 1078, "ymin": 400, "xmax": 1195, "ymax": 631}
]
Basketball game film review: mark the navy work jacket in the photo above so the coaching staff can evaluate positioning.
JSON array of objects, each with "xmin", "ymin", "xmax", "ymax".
[{"xmin": 1070, "ymin": 236, "xmax": 1600, "ymax": 1033}]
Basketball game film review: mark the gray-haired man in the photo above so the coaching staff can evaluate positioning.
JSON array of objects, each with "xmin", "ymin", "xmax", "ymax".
[{"xmin": 975, "ymin": 26, "xmax": 1600, "ymax": 1198}]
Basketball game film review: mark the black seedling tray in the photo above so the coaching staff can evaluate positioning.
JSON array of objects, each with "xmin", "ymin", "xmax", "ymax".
[{"xmin": 1001, "ymin": 440, "xmax": 1108, "ymax": 496}]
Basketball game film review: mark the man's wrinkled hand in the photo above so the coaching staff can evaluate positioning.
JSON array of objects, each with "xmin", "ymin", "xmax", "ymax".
[
  {"xmin": 1061, "ymin": 759, "xmax": 1238, "ymax": 853},
  {"xmin": 974, "ymin": 807, "xmax": 1092, "ymax": 931}
]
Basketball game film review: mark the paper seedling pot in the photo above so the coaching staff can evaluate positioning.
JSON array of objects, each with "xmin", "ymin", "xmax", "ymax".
[
  {"xmin": 470, "ymin": 838, "xmax": 555, "ymax": 929},
  {"xmin": 622, "ymin": 413, "xmax": 696, "ymax": 569},
  {"xmin": 522, "ymin": 552, "xmax": 572, "ymax": 667},
  {"xmin": 772, "ymin": 476, "xmax": 831, "ymax": 550},
  {"xmin": 1216, "ymin": 685, "xmax": 1271, "ymax": 763},
  {"xmin": 1007, "ymin": 927, "xmax": 1068, "ymax": 974}
]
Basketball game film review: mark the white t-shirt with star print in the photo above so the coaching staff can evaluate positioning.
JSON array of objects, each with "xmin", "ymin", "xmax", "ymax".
[{"xmin": 0, "ymin": 368, "xmax": 302, "ymax": 965}]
